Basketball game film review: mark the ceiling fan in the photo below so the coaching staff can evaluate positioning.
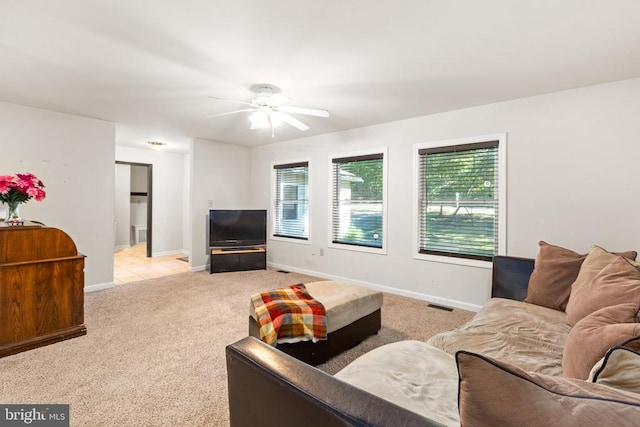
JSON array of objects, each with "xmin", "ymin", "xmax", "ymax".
[{"xmin": 207, "ymin": 85, "xmax": 330, "ymax": 137}]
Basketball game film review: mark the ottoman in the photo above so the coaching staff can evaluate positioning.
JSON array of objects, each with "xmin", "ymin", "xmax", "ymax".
[{"xmin": 249, "ymin": 281, "xmax": 383, "ymax": 365}]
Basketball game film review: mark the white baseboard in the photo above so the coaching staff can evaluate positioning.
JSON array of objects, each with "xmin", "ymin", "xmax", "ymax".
[
  {"xmin": 267, "ymin": 262, "xmax": 483, "ymax": 313},
  {"xmin": 114, "ymin": 244, "xmax": 131, "ymax": 251},
  {"xmin": 85, "ymin": 282, "xmax": 115, "ymax": 293},
  {"xmin": 189, "ymin": 264, "xmax": 208, "ymax": 272},
  {"xmin": 93, "ymin": 261, "xmax": 482, "ymax": 311}
]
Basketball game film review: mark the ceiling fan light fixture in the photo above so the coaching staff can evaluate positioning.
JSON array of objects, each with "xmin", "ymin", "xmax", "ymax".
[
  {"xmin": 147, "ymin": 141, "xmax": 167, "ymax": 150},
  {"xmin": 252, "ymin": 95, "xmax": 271, "ymax": 107},
  {"xmin": 269, "ymin": 111, "xmax": 285, "ymax": 126},
  {"xmin": 248, "ymin": 111, "xmax": 270, "ymax": 129},
  {"xmin": 249, "ymin": 110, "xmax": 284, "ymax": 130}
]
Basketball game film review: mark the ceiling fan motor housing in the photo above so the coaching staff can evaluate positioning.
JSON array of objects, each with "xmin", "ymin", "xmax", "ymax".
[{"xmin": 251, "ymin": 85, "xmax": 287, "ymax": 107}]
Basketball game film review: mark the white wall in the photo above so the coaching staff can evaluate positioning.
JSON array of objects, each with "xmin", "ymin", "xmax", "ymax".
[
  {"xmin": 250, "ymin": 78, "xmax": 640, "ymax": 311},
  {"xmin": 0, "ymin": 101, "xmax": 115, "ymax": 289},
  {"xmin": 115, "ymin": 146, "xmax": 187, "ymax": 256},
  {"xmin": 189, "ymin": 138, "xmax": 252, "ymax": 269}
]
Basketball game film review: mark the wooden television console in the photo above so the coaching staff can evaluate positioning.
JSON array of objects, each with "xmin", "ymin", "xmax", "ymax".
[
  {"xmin": 0, "ymin": 222, "xmax": 87, "ymax": 357},
  {"xmin": 210, "ymin": 246, "xmax": 266, "ymax": 273}
]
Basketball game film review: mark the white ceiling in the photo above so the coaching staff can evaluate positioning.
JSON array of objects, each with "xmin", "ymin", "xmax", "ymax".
[{"xmin": 2, "ymin": 1, "xmax": 640, "ymax": 153}]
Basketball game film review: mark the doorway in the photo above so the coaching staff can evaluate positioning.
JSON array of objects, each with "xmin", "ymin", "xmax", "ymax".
[{"xmin": 115, "ymin": 161, "xmax": 153, "ymax": 257}]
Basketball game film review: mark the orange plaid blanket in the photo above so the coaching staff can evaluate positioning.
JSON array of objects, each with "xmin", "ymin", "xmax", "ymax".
[{"xmin": 251, "ymin": 284, "xmax": 327, "ymax": 346}]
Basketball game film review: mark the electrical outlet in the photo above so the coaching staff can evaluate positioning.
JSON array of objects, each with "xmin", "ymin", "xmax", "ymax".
[
  {"xmin": 319, "ymin": 248, "xmax": 324, "ymax": 256},
  {"xmin": 208, "ymin": 200, "xmax": 213, "ymax": 207}
]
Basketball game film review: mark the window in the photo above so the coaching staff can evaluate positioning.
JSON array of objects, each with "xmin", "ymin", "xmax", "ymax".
[
  {"xmin": 273, "ymin": 161, "xmax": 309, "ymax": 240},
  {"xmin": 416, "ymin": 135, "xmax": 506, "ymax": 262},
  {"xmin": 330, "ymin": 150, "xmax": 386, "ymax": 252},
  {"xmin": 282, "ymin": 184, "xmax": 299, "ymax": 220}
]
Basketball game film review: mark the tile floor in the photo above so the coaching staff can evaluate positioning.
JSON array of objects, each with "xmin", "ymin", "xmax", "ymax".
[{"xmin": 113, "ymin": 244, "xmax": 189, "ymax": 285}]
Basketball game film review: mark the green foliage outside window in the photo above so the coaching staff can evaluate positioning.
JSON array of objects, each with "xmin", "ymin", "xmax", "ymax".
[{"xmin": 421, "ymin": 143, "xmax": 499, "ymax": 260}]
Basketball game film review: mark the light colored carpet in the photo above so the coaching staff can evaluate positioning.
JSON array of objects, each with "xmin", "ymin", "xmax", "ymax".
[{"xmin": 0, "ymin": 269, "xmax": 474, "ymax": 426}]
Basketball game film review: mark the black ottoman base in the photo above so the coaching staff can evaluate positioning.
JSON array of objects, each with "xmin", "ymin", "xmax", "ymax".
[{"xmin": 248, "ymin": 309, "xmax": 381, "ymax": 365}]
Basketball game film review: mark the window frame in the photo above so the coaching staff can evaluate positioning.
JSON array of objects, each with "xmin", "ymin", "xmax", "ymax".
[
  {"xmin": 413, "ymin": 134, "xmax": 507, "ymax": 268},
  {"xmin": 271, "ymin": 159, "xmax": 311, "ymax": 245},
  {"xmin": 328, "ymin": 148, "xmax": 388, "ymax": 255}
]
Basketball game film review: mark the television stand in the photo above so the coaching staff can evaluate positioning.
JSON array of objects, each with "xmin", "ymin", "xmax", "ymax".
[
  {"xmin": 220, "ymin": 247, "xmax": 258, "ymax": 252},
  {"xmin": 210, "ymin": 247, "xmax": 266, "ymax": 274}
]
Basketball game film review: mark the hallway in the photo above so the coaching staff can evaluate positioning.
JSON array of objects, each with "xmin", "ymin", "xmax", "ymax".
[{"xmin": 114, "ymin": 244, "xmax": 189, "ymax": 285}]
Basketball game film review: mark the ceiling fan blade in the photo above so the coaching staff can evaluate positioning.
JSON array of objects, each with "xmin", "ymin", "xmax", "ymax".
[
  {"xmin": 277, "ymin": 112, "xmax": 310, "ymax": 131},
  {"xmin": 276, "ymin": 105, "xmax": 330, "ymax": 118},
  {"xmin": 208, "ymin": 96, "xmax": 255, "ymax": 108},
  {"xmin": 205, "ymin": 108, "xmax": 256, "ymax": 119}
]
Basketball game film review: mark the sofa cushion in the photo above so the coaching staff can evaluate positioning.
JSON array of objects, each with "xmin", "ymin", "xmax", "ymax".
[
  {"xmin": 566, "ymin": 257, "xmax": 640, "ymax": 326},
  {"xmin": 524, "ymin": 241, "xmax": 585, "ymax": 311},
  {"xmin": 335, "ymin": 340, "xmax": 459, "ymax": 427},
  {"xmin": 563, "ymin": 303, "xmax": 640, "ymax": 379},
  {"xmin": 428, "ymin": 298, "xmax": 570, "ymax": 376},
  {"xmin": 303, "ymin": 281, "xmax": 383, "ymax": 332},
  {"xmin": 588, "ymin": 346, "xmax": 640, "ymax": 394},
  {"xmin": 456, "ymin": 350, "xmax": 640, "ymax": 427},
  {"xmin": 568, "ymin": 245, "xmax": 637, "ymax": 301}
]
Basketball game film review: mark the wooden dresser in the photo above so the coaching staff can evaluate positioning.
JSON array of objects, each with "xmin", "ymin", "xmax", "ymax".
[{"xmin": 0, "ymin": 223, "xmax": 86, "ymax": 357}]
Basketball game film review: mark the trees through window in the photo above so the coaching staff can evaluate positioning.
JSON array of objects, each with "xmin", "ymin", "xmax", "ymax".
[
  {"xmin": 331, "ymin": 152, "xmax": 386, "ymax": 250},
  {"xmin": 273, "ymin": 161, "xmax": 309, "ymax": 240},
  {"xmin": 417, "ymin": 139, "xmax": 503, "ymax": 261}
]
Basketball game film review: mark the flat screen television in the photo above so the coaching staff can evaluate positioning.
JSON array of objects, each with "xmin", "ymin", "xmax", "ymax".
[{"xmin": 209, "ymin": 209, "xmax": 267, "ymax": 248}]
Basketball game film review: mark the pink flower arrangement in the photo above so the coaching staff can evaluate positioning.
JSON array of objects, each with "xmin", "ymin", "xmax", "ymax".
[{"xmin": 0, "ymin": 173, "xmax": 46, "ymax": 205}]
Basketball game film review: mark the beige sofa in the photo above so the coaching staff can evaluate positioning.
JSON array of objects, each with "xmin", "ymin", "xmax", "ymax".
[
  {"xmin": 335, "ymin": 297, "xmax": 571, "ymax": 425},
  {"xmin": 226, "ymin": 243, "xmax": 640, "ymax": 426}
]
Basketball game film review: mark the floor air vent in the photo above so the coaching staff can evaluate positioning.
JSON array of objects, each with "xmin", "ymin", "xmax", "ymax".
[{"xmin": 428, "ymin": 303, "xmax": 453, "ymax": 312}]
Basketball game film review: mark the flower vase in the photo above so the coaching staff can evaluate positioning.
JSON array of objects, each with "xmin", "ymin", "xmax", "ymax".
[{"xmin": 3, "ymin": 201, "xmax": 20, "ymax": 223}]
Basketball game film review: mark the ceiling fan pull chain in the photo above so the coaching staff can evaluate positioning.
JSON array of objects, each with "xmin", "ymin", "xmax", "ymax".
[{"xmin": 267, "ymin": 114, "xmax": 275, "ymax": 138}]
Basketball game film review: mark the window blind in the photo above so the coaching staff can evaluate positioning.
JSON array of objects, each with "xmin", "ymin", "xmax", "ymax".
[
  {"xmin": 331, "ymin": 153, "xmax": 384, "ymax": 248},
  {"xmin": 418, "ymin": 141, "xmax": 499, "ymax": 261},
  {"xmin": 273, "ymin": 161, "xmax": 309, "ymax": 240}
]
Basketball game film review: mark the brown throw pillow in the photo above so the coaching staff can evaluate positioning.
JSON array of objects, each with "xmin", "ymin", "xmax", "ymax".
[
  {"xmin": 622, "ymin": 336, "xmax": 640, "ymax": 352},
  {"xmin": 588, "ymin": 346, "xmax": 640, "ymax": 394},
  {"xmin": 566, "ymin": 257, "xmax": 640, "ymax": 326},
  {"xmin": 524, "ymin": 241, "xmax": 585, "ymax": 311},
  {"xmin": 568, "ymin": 245, "xmax": 637, "ymax": 298},
  {"xmin": 457, "ymin": 350, "xmax": 640, "ymax": 427},
  {"xmin": 563, "ymin": 303, "xmax": 640, "ymax": 379}
]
